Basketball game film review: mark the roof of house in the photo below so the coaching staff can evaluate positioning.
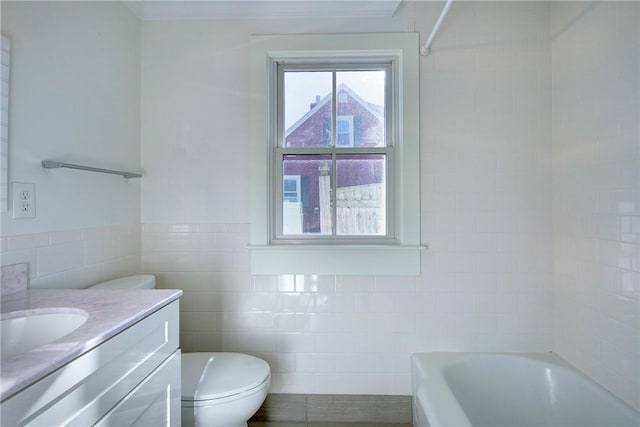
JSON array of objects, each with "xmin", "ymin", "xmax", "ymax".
[{"xmin": 284, "ymin": 83, "xmax": 384, "ymax": 138}]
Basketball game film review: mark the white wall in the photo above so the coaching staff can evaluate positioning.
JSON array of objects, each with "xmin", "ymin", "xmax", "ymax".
[
  {"xmin": 141, "ymin": 1, "xmax": 554, "ymax": 395},
  {"xmin": 551, "ymin": 1, "xmax": 640, "ymax": 409},
  {"xmin": 0, "ymin": 1, "xmax": 141, "ymax": 236},
  {"xmin": 0, "ymin": 2, "xmax": 142, "ymax": 286},
  {"xmin": 140, "ymin": 17, "xmax": 405, "ymax": 223}
]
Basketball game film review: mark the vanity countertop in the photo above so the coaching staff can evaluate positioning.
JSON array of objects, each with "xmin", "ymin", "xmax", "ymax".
[{"xmin": 0, "ymin": 288, "xmax": 182, "ymax": 400}]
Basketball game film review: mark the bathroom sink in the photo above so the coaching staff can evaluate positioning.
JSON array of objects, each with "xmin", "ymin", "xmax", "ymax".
[{"xmin": 1, "ymin": 309, "xmax": 88, "ymax": 360}]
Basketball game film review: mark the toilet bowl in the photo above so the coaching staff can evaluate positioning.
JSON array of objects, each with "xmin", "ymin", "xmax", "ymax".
[
  {"xmin": 89, "ymin": 275, "xmax": 271, "ymax": 427},
  {"xmin": 181, "ymin": 352, "xmax": 270, "ymax": 427}
]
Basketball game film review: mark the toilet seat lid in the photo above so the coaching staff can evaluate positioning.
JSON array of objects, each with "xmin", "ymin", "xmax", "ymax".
[{"xmin": 181, "ymin": 352, "xmax": 270, "ymax": 401}]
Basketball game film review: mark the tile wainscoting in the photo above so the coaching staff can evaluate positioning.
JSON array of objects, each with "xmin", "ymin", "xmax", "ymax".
[
  {"xmin": 142, "ymin": 222, "xmax": 553, "ymax": 395},
  {"xmin": 0, "ymin": 223, "xmax": 140, "ymax": 289}
]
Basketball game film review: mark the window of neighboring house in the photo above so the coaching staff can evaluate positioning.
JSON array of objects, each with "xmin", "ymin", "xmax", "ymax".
[
  {"xmin": 283, "ymin": 175, "xmax": 301, "ymax": 203},
  {"xmin": 336, "ymin": 116, "xmax": 355, "ymax": 147},
  {"xmin": 282, "ymin": 174, "xmax": 303, "ymax": 235},
  {"xmin": 249, "ymin": 33, "xmax": 422, "ymax": 275}
]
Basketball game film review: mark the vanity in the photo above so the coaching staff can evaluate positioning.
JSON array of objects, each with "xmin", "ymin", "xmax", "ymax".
[{"xmin": 0, "ymin": 286, "xmax": 182, "ymax": 426}]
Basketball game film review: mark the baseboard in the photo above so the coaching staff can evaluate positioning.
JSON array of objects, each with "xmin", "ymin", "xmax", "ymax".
[{"xmin": 251, "ymin": 393, "xmax": 412, "ymax": 424}]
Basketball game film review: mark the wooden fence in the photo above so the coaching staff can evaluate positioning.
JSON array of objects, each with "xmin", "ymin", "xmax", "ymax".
[{"xmin": 336, "ymin": 183, "xmax": 385, "ymax": 235}]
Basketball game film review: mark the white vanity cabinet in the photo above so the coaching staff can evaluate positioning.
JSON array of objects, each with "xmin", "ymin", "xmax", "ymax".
[{"xmin": 1, "ymin": 300, "xmax": 181, "ymax": 426}]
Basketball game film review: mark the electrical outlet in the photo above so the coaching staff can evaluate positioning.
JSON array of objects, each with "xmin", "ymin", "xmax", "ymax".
[{"xmin": 12, "ymin": 182, "xmax": 35, "ymax": 219}]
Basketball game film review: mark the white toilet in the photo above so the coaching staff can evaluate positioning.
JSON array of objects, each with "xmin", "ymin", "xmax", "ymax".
[
  {"xmin": 181, "ymin": 352, "xmax": 270, "ymax": 427},
  {"xmin": 89, "ymin": 275, "xmax": 271, "ymax": 427},
  {"xmin": 89, "ymin": 274, "xmax": 157, "ymax": 290}
]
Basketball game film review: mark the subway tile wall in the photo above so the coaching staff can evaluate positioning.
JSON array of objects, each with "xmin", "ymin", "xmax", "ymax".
[
  {"xmin": 551, "ymin": 2, "xmax": 640, "ymax": 410},
  {"xmin": 142, "ymin": 220, "xmax": 553, "ymax": 395},
  {"xmin": 138, "ymin": 1, "xmax": 556, "ymax": 396},
  {"xmin": 0, "ymin": 223, "xmax": 140, "ymax": 289},
  {"xmin": 415, "ymin": 0, "xmax": 554, "ymax": 353}
]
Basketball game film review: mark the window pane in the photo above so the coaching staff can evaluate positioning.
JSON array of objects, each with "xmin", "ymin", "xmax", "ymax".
[
  {"xmin": 336, "ymin": 71, "xmax": 385, "ymax": 148},
  {"xmin": 282, "ymin": 154, "xmax": 332, "ymax": 235},
  {"xmin": 336, "ymin": 154, "xmax": 386, "ymax": 236},
  {"xmin": 283, "ymin": 71, "xmax": 332, "ymax": 148}
]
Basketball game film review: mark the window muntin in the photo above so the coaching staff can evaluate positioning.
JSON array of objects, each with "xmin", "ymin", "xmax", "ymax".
[{"xmin": 276, "ymin": 64, "xmax": 392, "ymax": 242}]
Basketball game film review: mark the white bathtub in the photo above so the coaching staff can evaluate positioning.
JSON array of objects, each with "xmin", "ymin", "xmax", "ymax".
[{"xmin": 411, "ymin": 352, "xmax": 640, "ymax": 427}]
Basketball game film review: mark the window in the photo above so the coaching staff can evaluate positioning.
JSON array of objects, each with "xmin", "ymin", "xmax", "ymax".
[
  {"xmin": 249, "ymin": 33, "xmax": 422, "ymax": 275},
  {"xmin": 283, "ymin": 175, "xmax": 301, "ymax": 203},
  {"xmin": 278, "ymin": 66, "xmax": 389, "ymax": 239},
  {"xmin": 282, "ymin": 175, "xmax": 302, "ymax": 234},
  {"xmin": 336, "ymin": 116, "xmax": 354, "ymax": 147}
]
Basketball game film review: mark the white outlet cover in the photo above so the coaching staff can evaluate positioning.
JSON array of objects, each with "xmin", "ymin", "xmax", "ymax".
[{"xmin": 12, "ymin": 182, "xmax": 35, "ymax": 219}]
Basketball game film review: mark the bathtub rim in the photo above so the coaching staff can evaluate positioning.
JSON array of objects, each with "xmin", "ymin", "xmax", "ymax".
[{"xmin": 410, "ymin": 351, "xmax": 640, "ymax": 427}]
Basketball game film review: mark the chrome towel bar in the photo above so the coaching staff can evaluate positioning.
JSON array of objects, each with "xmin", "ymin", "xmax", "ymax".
[{"xmin": 42, "ymin": 160, "xmax": 142, "ymax": 179}]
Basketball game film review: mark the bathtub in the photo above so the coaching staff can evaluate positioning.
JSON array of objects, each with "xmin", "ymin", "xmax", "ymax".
[{"xmin": 411, "ymin": 352, "xmax": 640, "ymax": 427}]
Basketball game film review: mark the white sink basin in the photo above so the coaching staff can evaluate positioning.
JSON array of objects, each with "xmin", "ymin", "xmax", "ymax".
[{"xmin": 1, "ymin": 309, "xmax": 88, "ymax": 360}]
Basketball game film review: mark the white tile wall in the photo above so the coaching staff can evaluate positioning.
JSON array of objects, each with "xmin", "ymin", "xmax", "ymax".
[
  {"xmin": 0, "ymin": 223, "xmax": 140, "ymax": 289},
  {"xmin": 551, "ymin": 1, "xmax": 640, "ymax": 410},
  {"xmin": 416, "ymin": 0, "xmax": 554, "ymax": 345},
  {"xmin": 143, "ymin": 223, "xmax": 553, "ymax": 395},
  {"xmin": 140, "ymin": 4, "xmax": 555, "ymax": 395},
  {"xmin": 1, "ymin": 0, "xmax": 633, "ymax": 405},
  {"xmin": 138, "ymin": 0, "xmax": 555, "ymax": 396}
]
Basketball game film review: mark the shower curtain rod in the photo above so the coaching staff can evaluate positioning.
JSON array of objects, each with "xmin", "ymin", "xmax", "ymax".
[{"xmin": 420, "ymin": 0, "xmax": 453, "ymax": 56}]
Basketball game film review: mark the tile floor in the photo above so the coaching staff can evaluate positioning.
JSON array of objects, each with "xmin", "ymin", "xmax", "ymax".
[
  {"xmin": 249, "ymin": 423, "xmax": 412, "ymax": 427},
  {"xmin": 251, "ymin": 394, "xmax": 413, "ymax": 426}
]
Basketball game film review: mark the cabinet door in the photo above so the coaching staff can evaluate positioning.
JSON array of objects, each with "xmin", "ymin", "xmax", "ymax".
[
  {"xmin": 95, "ymin": 350, "xmax": 181, "ymax": 427},
  {"xmin": 1, "ymin": 301, "xmax": 180, "ymax": 426}
]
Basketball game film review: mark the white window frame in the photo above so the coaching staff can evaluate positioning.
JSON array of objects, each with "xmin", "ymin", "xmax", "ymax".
[
  {"xmin": 249, "ymin": 33, "xmax": 423, "ymax": 275},
  {"xmin": 276, "ymin": 63, "xmax": 392, "ymax": 242}
]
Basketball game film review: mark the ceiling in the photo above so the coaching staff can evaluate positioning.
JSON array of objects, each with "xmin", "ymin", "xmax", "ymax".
[{"xmin": 122, "ymin": 0, "xmax": 403, "ymax": 21}]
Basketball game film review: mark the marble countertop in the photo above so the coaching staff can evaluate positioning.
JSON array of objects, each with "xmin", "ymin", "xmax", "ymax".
[{"xmin": 0, "ymin": 289, "xmax": 182, "ymax": 400}]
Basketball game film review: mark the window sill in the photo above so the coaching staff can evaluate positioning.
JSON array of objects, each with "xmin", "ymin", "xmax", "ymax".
[{"xmin": 247, "ymin": 244, "xmax": 426, "ymax": 275}]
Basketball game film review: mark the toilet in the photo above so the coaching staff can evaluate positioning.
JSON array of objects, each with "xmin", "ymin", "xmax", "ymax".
[
  {"xmin": 181, "ymin": 352, "xmax": 270, "ymax": 427},
  {"xmin": 89, "ymin": 274, "xmax": 156, "ymax": 290},
  {"xmin": 89, "ymin": 275, "xmax": 271, "ymax": 427}
]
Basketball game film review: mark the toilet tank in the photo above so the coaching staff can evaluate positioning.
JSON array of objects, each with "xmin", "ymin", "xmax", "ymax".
[{"xmin": 89, "ymin": 274, "xmax": 156, "ymax": 290}]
